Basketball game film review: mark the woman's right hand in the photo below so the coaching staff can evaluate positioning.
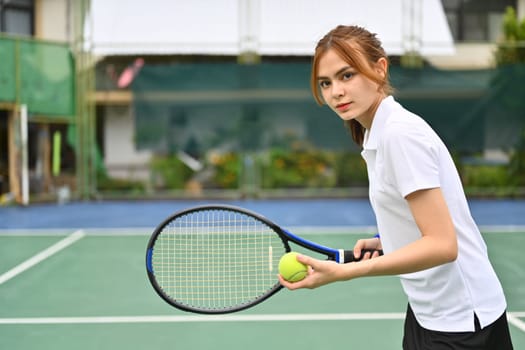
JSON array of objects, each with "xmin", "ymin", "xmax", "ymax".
[{"xmin": 353, "ymin": 237, "xmax": 382, "ymax": 260}]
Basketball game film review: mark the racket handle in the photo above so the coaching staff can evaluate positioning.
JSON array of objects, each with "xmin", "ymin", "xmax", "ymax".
[{"xmin": 342, "ymin": 249, "xmax": 383, "ymax": 263}]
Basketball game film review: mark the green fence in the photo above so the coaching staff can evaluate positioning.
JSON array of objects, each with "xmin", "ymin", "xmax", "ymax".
[
  {"xmin": 0, "ymin": 35, "xmax": 75, "ymax": 117},
  {"xmin": 133, "ymin": 63, "xmax": 525, "ymax": 154},
  {"xmin": 123, "ymin": 62, "xmax": 525, "ymax": 197}
]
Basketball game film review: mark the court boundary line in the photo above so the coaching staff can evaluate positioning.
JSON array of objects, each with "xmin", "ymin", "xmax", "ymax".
[
  {"xmin": 0, "ymin": 230, "xmax": 85, "ymax": 285},
  {"xmin": 0, "ymin": 312, "xmax": 524, "ymax": 329},
  {"xmin": 508, "ymin": 313, "xmax": 525, "ymax": 332},
  {"xmin": 0, "ymin": 313, "xmax": 406, "ymax": 324}
]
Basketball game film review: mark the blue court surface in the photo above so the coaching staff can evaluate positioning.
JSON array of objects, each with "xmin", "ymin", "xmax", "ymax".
[
  {"xmin": 1, "ymin": 198, "xmax": 524, "ymax": 229},
  {"xmin": 0, "ymin": 198, "xmax": 524, "ymax": 349}
]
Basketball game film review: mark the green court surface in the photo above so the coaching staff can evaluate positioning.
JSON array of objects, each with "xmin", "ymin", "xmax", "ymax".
[{"xmin": 0, "ymin": 230, "xmax": 524, "ymax": 349}]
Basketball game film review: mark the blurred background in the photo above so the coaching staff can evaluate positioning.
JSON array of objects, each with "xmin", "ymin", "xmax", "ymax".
[{"xmin": 1, "ymin": 0, "xmax": 525, "ymax": 205}]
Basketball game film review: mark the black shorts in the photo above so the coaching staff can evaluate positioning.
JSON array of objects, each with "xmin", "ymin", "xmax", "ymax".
[{"xmin": 403, "ymin": 304, "xmax": 513, "ymax": 350}]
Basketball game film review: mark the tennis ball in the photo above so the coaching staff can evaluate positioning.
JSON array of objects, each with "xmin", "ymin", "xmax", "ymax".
[{"xmin": 278, "ymin": 252, "xmax": 308, "ymax": 282}]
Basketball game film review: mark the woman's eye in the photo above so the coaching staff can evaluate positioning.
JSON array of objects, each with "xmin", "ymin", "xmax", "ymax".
[
  {"xmin": 319, "ymin": 80, "xmax": 331, "ymax": 88},
  {"xmin": 342, "ymin": 72, "xmax": 354, "ymax": 80}
]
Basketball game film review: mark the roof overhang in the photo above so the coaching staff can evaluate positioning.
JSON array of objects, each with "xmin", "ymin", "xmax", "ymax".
[{"xmin": 87, "ymin": 0, "xmax": 454, "ymax": 57}]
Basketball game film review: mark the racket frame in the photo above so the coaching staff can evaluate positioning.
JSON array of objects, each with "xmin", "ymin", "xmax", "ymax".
[{"xmin": 145, "ymin": 204, "xmax": 374, "ymax": 314}]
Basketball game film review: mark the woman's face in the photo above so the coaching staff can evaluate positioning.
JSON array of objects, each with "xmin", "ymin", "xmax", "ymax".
[{"xmin": 316, "ymin": 48, "xmax": 385, "ymax": 129}]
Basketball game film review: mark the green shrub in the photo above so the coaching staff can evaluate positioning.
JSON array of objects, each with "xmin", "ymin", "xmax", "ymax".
[
  {"xmin": 334, "ymin": 152, "xmax": 368, "ymax": 186},
  {"xmin": 97, "ymin": 175, "xmax": 145, "ymax": 193},
  {"xmin": 508, "ymin": 129, "xmax": 525, "ymax": 186},
  {"xmin": 150, "ymin": 155, "xmax": 194, "ymax": 189},
  {"xmin": 461, "ymin": 165, "xmax": 510, "ymax": 187},
  {"xmin": 261, "ymin": 149, "xmax": 336, "ymax": 189},
  {"xmin": 208, "ymin": 152, "xmax": 240, "ymax": 189}
]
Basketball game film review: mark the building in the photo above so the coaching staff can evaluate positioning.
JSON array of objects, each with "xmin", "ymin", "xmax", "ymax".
[{"xmin": 0, "ymin": 0, "xmax": 523, "ymax": 202}]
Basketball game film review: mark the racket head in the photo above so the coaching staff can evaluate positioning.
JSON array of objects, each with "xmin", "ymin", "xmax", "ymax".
[{"xmin": 146, "ymin": 204, "xmax": 291, "ymax": 314}]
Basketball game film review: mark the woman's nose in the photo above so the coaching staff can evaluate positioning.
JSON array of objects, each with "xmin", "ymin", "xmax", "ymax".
[{"xmin": 331, "ymin": 81, "xmax": 345, "ymax": 99}]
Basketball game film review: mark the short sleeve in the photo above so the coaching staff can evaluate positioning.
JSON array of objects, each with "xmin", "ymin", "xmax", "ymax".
[{"xmin": 381, "ymin": 123, "xmax": 441, "ymax": 197}]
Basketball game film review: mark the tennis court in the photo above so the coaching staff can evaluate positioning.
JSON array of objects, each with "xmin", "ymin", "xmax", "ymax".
[{"xmin": 1, "ymin": 199, "xmax": 524, "ymax": 349}]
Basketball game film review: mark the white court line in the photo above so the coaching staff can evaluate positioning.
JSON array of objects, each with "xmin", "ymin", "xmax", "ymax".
[
  {"xmin": 508, "ymin": 313, "xmax": 525, "ymax": 333},
  {"xmin": 480, "ymin": 226, "xmax": 525, "ymax": 233},
  {"xmin": 1, "ymin": 312, "xmax": 524, "ymax": 331},
  {"xmin": 0, "ymin": 313, "xmax": 406, "ymax": 324},
  {"xmin": 0, "ymin": 230, "xmax": 85, "ymax": 285}
]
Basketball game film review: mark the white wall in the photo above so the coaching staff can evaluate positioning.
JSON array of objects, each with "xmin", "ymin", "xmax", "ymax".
[
  {"xmin": 88, "ymin": 0, "xmax": 454, "ymax": 56},
  {"xmin": 427, "ymin": 43, "xmax": 497, "ymax": 70},
  {"xmin": 103, "ymin": 105, "xmax": 152, "ymax": 180},
  {"xmin": 37, "ymin": 0, "xmax": 70, "ymax": 42},
  {"xmin": 519, "ymin": 0, "xmax": 525, "ymax": 20}
]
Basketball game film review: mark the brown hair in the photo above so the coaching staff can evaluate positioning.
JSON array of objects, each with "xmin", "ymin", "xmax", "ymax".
[{"xmin": 310, "ymin": 25, "xmax": 393, "ymax": 146}]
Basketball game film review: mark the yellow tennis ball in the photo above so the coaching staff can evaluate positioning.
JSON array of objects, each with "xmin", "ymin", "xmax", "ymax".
[{"xmin": 278, "ymin": 252, "xmax": 308, "ymax": 282}]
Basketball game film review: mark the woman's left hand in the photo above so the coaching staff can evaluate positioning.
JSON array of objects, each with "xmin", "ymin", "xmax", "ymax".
[{"xmin": 278, "ymin": 253, "xmax": 348, "ymax": 290}]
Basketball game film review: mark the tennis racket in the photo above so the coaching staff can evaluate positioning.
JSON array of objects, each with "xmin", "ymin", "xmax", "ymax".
[{"xmin": 146, "ymin": 204, "xmax": 382, "ymax": 314}]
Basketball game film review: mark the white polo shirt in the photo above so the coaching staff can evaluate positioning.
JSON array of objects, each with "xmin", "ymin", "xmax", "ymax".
[{"xmin": 361, "ymin": 96, "xmax": 507, "ymax": 332}]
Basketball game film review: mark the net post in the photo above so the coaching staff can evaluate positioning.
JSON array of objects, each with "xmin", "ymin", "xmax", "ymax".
[{"xmin": 20, "ymin": 104, "xmax": 29, "ymax": 206}]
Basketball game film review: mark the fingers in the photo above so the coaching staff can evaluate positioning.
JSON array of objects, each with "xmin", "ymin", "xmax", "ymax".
[
  {"xmin": 278, "ymin": 267, "xmax": 312, "ymax": 290},
  {"xmin": 295, "ymin": 253, "xmax": 315, "ymax": 267},
  {"xmin": 361, "ymin": 250, "xmax": 372, "ymax": 260},
  {"xmin": 278, "ymin": 254, "xmax": 317, "ymax": 290},
  {"xmin": 360, "ymin": 249, "xmax": 381, "ymax": 260},
  {"xmin": 353, "ymin": 237, "xmax": 382, "ymax": 260},
  {"xmin": 278, "ymin": 274, "xmax": 305, "ymax": 290},
  {"xmin": 355, "ymin": 248, "xmax": 382, "ymax": 261},
  {"xmin": 353, "ymin": 239, "xmax": 367, "ymax": 260}
]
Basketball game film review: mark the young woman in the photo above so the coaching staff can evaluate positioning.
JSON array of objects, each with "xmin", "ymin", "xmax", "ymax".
[{"xmin": 278, "ymin": 25, "xmax": 513, "ymax": 349}]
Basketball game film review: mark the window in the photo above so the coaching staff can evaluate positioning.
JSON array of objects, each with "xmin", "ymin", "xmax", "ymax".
[
  {"xmin": 442, "ymin": 0, "xmax": 517, "ymax": 42},
  {"xmin": 0, "ymin": 0, "xmax": 34, "ymax": 36}
]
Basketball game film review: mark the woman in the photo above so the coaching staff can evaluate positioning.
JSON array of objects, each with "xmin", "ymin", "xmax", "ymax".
[{"xmin": 278, "ymin": 25, "xmax": 513, "ymax": 349}]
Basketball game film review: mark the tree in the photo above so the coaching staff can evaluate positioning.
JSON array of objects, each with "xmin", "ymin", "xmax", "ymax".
[
  {"xmin": 493, "ymin": 7, "xmax": 525, "ymax": 187},
  {"xmin": 495, "ymin": 7, "xmax": 525, "ymax": 64}
]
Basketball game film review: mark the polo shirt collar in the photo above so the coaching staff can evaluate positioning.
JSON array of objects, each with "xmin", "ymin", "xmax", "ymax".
[{"xmin": 363, "ymin": 95, "xmax": 396, "ymax": 151}]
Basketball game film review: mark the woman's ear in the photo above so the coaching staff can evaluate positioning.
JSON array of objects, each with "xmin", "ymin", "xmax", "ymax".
[{"xmin": 375, "ymin": 57, "xmax": 388, "ymax": 79}]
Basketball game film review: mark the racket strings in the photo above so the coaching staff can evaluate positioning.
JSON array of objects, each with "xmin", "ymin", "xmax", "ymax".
[{"xmin": 151, "ymin": 209, "xmax": 285, "ymax": 311}]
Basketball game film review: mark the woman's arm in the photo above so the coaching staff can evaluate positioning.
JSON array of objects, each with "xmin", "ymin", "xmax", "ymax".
[{"xmin": 279, "ymin": 187, "xmax": 458, "ymax": 290}]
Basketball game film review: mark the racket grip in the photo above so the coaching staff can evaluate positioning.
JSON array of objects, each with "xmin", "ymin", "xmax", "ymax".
[{"xmin": 342, "ymin": 249, "xmax": 383, "ymax": 263}]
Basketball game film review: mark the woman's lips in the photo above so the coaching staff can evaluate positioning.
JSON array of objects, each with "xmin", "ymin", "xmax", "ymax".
[{"xmin": 336, "ymin": 102, "xmax": 352, "ymax": 112}]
